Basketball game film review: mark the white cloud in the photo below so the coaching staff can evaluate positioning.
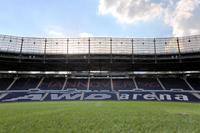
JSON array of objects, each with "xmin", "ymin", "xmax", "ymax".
[
  {"xmin": 47, "ymin": 30, "xmax": 66, "ymax": 38},
  {"xmin": 79, "ymin": 32, "xmax": 94, "ymax": 37},
  {"xmin": 164, "ymin": 0, "xmax": 200, "ymax": 36},
  {"xmin": 98, "ymin": 0, "xmax": 163, "ymax": 24},
  {"xmin": 98, "ymin": 0, "xmax": 200, "ymax": 37},
  {"xmin": 44, "ymin": 25, "xmax": 66, "ymax": 38}
]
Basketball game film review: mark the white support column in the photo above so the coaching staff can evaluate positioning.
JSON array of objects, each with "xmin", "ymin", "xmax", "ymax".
[
  {"xmin": 111, "ymin": 77, "xmax": 114, "ymax": 91},
  {"xmin": 36, "ymin": 77, "xmax": 44, "ymax": 89},
  {"xmin": 80, "ymin": 92, "xmax": 84, "ymax": 100},
  {"xmin": 87, "ymin": 77, "xmax": 90, "ymax": 90},
  {"xmin": 62, "ymin": 77, "xmax": 68, "ymax": 90},
  {"xmin": 6, "ymin": 77, "xmax": 18, "ymax": 90},
  {"xmin": 116, "ymin": 92, "xmax": 120, "ymax": 101},
  {"xmin": 183, "ymin": 77, "xmax": 194, "ymax": 90},
  {"xmin": 133, "ymin": 77, "xmax": 138, "ymax": 89},
  {"xmin": 157, "ymin": 77, "xmax": 166, "ymax": 90},
  {"xmin": 0, "ymin": 93, "xmax": 8, "ymax": 99}
]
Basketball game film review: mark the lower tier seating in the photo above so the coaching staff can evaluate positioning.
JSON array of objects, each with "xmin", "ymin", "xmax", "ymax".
[
  {"xmin": 10, "ymin": 78, "xmax": 40, "ymax": 90},
  {"xmin": 38, "ymin": 78, "xmax": 65, "ymax": 90},
  {"xmin": 135, "ymin": 78, "xmax": 163, "ymax": 90},
  {"xmin": 159, "ymin": 78, "xmax": 191, "ymax": 90},
  {"xmin": 64, "ymin": 79, "xmax": 88, "ymax": 90},
  {"xmin": 89, "ymin": 79, "xmax": 111, "ymax": 91},
  {"xmin": 0, "ymin": 77, "xmax": 199, "ymax": 91},
  {"xmin": 0, "ymin": 78, "xmax": 14, "ymax": 90},
  {"xmin": 113, "ymin": 79, "xmax": 135, "ymax": 91},
  {"xmin": 187, "ymin": 78, "xmax": 200, "ymax": 90}
]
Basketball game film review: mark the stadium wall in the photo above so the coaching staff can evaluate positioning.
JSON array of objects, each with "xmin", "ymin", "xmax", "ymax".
[{"xmin": 1, "ymin": 90, "xmax": 200, "ymax": 103}]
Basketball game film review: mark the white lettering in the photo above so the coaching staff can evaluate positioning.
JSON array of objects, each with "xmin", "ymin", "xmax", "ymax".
[
  {"xmin": 3, "ymin": 94, "xmax": 43, "ymax": 102},
  {"xmin": 159, "ymin": 94, "xmax": 172, "ymax": 101},
  {"xmin": 132, "ymin": 94, "xmax": 142, "ymax": 100},
  {"xmin": 143, "ymin": 94, "xmax": 156, "ymax": 100},
  {"xmin": 51, "ymin": 93, "xmax": 82, "ymax": 100},
  {"xmin": 175, "ymin": 94, "xmax": 189, "ymax": 101},
  {"xmin": 85, "ymin": 94, "xmax": 111, "ymax": 100},
  {"xmin": 119, "ymin": 94, "xmax": 129, "ymax": 100}
]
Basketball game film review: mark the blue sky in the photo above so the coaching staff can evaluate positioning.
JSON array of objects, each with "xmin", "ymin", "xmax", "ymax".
[{"xmin": 0, "ymin": 0, "xmax": 199, "ymax": 38}]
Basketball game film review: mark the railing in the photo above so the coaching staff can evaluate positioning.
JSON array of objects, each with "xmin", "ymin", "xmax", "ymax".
[{"xmin": 0, "ymin": 34, "xmax": 200, "ymax": 55}]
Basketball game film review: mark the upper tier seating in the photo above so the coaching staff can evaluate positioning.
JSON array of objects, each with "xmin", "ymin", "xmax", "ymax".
[
  {"xmin": 39, "ymin": 78, "xmax": 65, "ymax": 90},
  {"xmin": 64, "ymin": 79, "xmax": 88, "ymax": 90},
  {"xmin": 113, "ymin": 79, "xmax": 135, "ymax": 91},
  {"xmin": 135, "ymin": 78, "xmax": 162, "ymax": 90},
  {"xmin": 10, "ymin": 78, "xmax": 40, "ymax": 90},
  {"xmin": 159, "ymin": 78, "xmax": 191, "ymax": 90},
  {"xmin": 0, "ymin": 78, "xmax": 14, "ymax": 90},
  {"xmin": 187, "ymin": 78, "xmax": 200, "ymax": 90},
  {"xmin": 89, "ymin": 79, "xmax": 111, "ymax": 91}
]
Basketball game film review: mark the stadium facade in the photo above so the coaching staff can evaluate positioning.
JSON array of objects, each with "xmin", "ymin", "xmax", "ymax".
[{"xmin": 0, "ymin": 34, "xmax": 200, "ymax": 102}]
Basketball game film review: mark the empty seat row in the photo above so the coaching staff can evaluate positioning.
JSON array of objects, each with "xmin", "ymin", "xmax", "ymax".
[
  {"xmin": 39, "ymin": 78, "xmax": 65, "ymax": 90},
  {"xmin": 187, "ymin": 78, "xmax": 200, "ymax": 90},
  {"xmin": 136, "ymin": 78, "xmax": 162, "ymax": 90},
  {"xmin": 113, "ymin": 79, "xmax": 135, "ymax": 91},
  {"xmin": 10, "ymin": 78, "xmax": 40, "ymax": 90},
  {"xmin": 159, "ymin": 78, "xmax": 190, "ymax": 90},
  {"xmin": 0, "ymin": 78, "xmax": 14, "ymax": 90}
]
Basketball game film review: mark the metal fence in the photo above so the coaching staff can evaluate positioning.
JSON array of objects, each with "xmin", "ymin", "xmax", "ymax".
[{"xmin": 0, "ymin": 34, "xmax": 200, "ymax": 55}]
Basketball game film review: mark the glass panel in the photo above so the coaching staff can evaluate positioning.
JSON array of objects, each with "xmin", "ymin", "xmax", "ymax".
[
  {"xmin": 0, "ymin": 35, "xmax": 21, "ymax": 53},
  {"xmin": 90, "ymin": 38, "xmax": 110, "ymax": 54},
  {"xmin": 22, "ymin": 38, "xmax": 45, "ymax": 54},
  {"xmin": 156, "ymin": 38, "xmax": 178, "ymax": 54},
  {"xmin": 179, "ymin": 35, "xmax": 200, "ymax": 53},
  {"xmin": 134, "ymin": 38, "xmax": 154, "ymax": 54},
  {"xmin": 46, "ymin": 38, "xmax": 68, "ymax": 54},
  {"xmin": 112, "ymin": 38, "xmax": 132, "ymax": 54},
  {"xmin": 68, "ymin": 38, "xmax": 89, "ymax": 54}
]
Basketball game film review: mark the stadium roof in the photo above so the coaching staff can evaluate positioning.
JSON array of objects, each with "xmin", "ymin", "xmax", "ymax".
[{"xmin": 0, "ymin": 34, "xmax": 200, "ymax": 55}]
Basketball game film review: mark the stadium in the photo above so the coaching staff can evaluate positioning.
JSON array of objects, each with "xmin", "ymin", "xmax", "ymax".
[
  {"xmin": 1, "ymin": 34, "xmax": 200, "ymax": 102},
  {"xmin": 1, "ymin": 34, "xmax": 200, "ymax": 132},
  {"xmin": 1, "ymin": 0, "xmax": 200, "ymax": 132}
]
